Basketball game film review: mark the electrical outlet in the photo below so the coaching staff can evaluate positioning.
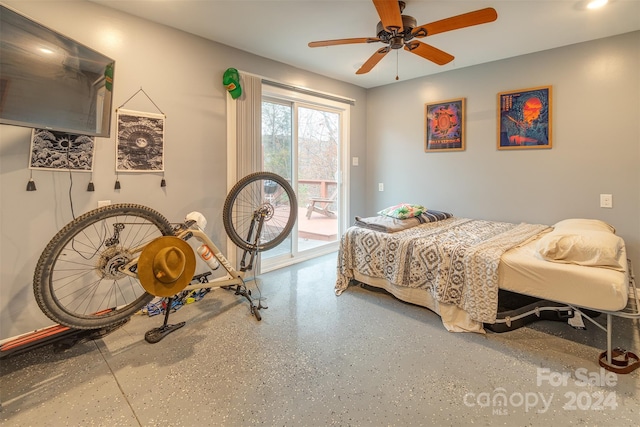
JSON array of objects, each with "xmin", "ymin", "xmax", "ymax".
[
  {"xmin": 98, "ymin": 200, "xmax": 111, "ymax": 208},
  {"xmin": 600, "ymin": 194, "xmax": 612, "ymax": 208},
  {"xmin": 352, "ymin": 157, "xmax": 359, "ymax": 166},
  {"xmin": 378, "ymin": 183, "xmax": 384, "ymax": 192}
]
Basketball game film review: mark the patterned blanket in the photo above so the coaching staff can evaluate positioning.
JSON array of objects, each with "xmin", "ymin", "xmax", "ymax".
[{"xmin": 336, "ymin": 218, "xmax": 549, "ymax": 323}]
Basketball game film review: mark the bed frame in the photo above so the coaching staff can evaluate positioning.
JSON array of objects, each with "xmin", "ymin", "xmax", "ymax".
[
  {"xmin": 338, "ymin": 217, "xmax": 640, "ymax": 373},
  {"xmin": 489, "ymin": 259, "xmax": 639, "ymax": 373}
]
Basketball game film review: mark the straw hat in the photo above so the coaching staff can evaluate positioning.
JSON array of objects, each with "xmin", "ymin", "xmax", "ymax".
[{"xmin": 138, "ymin": 236, "xmax": 196, "ymax": 297}]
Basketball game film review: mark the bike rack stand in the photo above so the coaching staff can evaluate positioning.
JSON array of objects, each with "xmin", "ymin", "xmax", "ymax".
[
  {"xmin": 144, "ymin": 296, "xmax": 185, "ymax": 344},
  {"xmin": 143, "ymin": 271, "xmax": 212, "ymax": 344},
  {"xmin": 143, "ymin": 270, "xmax": 265, "ymax": 343}
]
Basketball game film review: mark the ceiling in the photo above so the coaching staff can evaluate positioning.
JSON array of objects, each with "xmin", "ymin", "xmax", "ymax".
[{"xmin": 91, "ymin": 0, "xmax": 640, "ymax": 89}]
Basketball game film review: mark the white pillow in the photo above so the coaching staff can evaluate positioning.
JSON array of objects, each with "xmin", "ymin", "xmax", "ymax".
[
  {"xmin": 553, "ymin": 218, "xmax": 615, "ymax": 234},
  {"xmin": 536, "ymin": 230, "xmax": 624, "ymax": 271}
]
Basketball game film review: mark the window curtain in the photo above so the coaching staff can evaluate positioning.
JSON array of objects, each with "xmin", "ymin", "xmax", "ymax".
[
  {"xmin": 234, "ymin": 72, "xmax": 262, "ymax": 180},
  {"xmin": 226, "ymin": 72, "xmax": 262, "ymax": 269}
]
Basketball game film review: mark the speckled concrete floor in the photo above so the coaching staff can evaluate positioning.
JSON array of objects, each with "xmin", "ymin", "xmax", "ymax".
[{"xmin": 1, "ymin": 252, "xmax": 639, "ymax": 426}]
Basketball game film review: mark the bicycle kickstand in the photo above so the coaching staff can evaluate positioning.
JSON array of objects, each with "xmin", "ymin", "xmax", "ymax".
[
  {"xmin": 144, "ymin": 296, "xmax": 186, "ymax": 344},
  {"xmin": 227, "ymin": 284, "xmax": 264, "ymax": 321}
]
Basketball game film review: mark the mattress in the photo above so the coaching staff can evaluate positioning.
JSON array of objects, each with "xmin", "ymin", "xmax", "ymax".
[
  {"xmin": 499, "ymin": 238, "xmax": 629, "ymax": 312},
  {"xmin": 340, "ymin": 217, "xmax": 630, "ymax": 332}
]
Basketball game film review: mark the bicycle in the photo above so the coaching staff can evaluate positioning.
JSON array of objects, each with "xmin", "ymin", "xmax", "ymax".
[{"xmin": 32, "ymin": 172, "xmax": 297, "ymax": 343}]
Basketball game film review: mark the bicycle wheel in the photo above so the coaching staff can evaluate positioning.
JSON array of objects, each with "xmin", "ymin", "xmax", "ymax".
[
  {"xmin": 33, "ymin": 204, "xmax": 175, "ymax": 330},
  {"xmin": 223, "ymin": 172, "xmax": 297, "ymax": 252}
]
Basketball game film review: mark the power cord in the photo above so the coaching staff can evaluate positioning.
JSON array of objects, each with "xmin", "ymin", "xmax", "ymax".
[{"xmin": 68, "ymin": 168, "xmax": 76, "ymax": 220}]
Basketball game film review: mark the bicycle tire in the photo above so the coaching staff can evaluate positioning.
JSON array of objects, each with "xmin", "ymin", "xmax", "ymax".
[
  {"xmin": 223, "ymin": 172, "xmax": 297, "ymax": 252},
  {"xmin": 33, "ymin": 204, "xmax": 175, "ymax": 330}
]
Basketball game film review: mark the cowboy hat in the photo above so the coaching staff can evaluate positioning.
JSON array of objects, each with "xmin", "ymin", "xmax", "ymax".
[{"xmin": 138, "ymin": 236, "xmax": 196, "ymax": 297}]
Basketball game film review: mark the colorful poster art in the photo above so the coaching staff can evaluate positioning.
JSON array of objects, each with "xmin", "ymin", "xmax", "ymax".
[
  {"xmin": 425, "ymin": 98, "xmax": 465, "ymax": 152},
  {"xmin": 498, "ymin": 86, "xmax": 552, "ymax": 150}
]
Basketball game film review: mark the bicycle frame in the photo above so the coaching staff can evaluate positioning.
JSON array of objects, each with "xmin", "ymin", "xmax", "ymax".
[
  {"xmin": 176, "ymin": 227, "xmax": 246, "ymax": 292},
  {"xmin": 118, "ymin": 222, "xmax": 249, "ymax": 293},
  {"xmin": 126, "ymin": 219, "xmax": 264, "ymax": 343}
]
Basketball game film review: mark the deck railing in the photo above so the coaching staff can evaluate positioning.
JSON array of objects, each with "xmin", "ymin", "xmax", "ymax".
[{"xmin": 298, "ymin": 179, "xmax": 337, "ymax": 200}]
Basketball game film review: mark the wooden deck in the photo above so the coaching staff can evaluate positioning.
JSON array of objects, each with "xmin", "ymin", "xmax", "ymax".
[{"xmin": 297, "ymin": 207, "xmax": 338, "ymax": 241}]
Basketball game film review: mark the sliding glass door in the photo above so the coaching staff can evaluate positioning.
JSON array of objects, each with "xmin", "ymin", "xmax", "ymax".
[{"xmin": 260, "ymin": 87, "xmax": 348, "ymax": 271}]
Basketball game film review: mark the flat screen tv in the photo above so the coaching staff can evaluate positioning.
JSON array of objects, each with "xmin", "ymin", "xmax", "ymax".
[{"xmin": 0, "ymin": 5, "xmax": 115, "ymax": 137}]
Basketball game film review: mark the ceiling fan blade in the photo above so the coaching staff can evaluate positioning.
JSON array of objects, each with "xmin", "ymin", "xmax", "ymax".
[
  {"xmin": 404, "ymin": 41, "xmax": 454, "ymax": 65},
  {"xmin": 372, "ymin": 0, "xmax": 403, "ymax": 32},
  {"xmin": 308, "ymin": 37, "xmax": 380, "ymax": 48},
  {"xmin": 412, "ymin": 7, "xmax": 498, "ymax": 38},
  {"xmin": 356, "ymin": 46, "xmax": 390, "ymax": 74}
]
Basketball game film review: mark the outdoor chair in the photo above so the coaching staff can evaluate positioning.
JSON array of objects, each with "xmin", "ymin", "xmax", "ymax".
[{"xmin": 306, "ymin": 191, "xmax": 337, "ymax": 219}]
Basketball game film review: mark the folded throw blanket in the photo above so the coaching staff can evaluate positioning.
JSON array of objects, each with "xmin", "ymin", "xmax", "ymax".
[{"xmin": 354, "ymin": 210, "xmax": 453, "ymax": 233}]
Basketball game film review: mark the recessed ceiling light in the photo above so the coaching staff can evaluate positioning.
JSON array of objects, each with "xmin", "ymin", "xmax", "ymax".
[
  {"xmin": 39, "ymin": 47, "xmax": 54, "ymax": 54},
  {"xmin": 587, "ymin": 0, "xmax": 608, "ymax": 9}
]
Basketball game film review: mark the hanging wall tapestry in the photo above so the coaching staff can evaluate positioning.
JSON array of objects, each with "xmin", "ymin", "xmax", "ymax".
[
  {"xmin": 116, "ymin": 109, "xmax": 165, "ymax": 171},
  {"xmin": 424, "ymin": 98, "xmax": 465, "ymax": 152},
  {"xmin": 29, "ymin": 129, "xmax": 95, "ymax": 171},
  {"xmin": 497, "ymin": 86, "xmax": 552, "ymax": 150}
]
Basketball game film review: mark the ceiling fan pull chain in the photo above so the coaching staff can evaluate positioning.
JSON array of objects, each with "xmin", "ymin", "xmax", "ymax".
[{"xmin": 395, "ymin": 49, "xmax": 399, "ymax": 80}]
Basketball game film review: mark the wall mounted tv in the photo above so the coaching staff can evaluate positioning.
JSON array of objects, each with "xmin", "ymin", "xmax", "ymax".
[{"xmin": 0, "ymin": 5, "xmax": 115, "ymax": 137}]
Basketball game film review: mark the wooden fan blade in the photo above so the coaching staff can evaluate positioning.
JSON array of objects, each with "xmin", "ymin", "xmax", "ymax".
[
  {"xmin": 373, "ymin": 0, "xmax": 403, "ymax": 32},
  {"xmin": 412, "ymin": 7, "xmax": 498, "ymax": 38},
  {"xmin": 356, "ymin": 46, "xmax": 390, "ymax": 74},
  {"xmin": 308, "ymin": 37, "xmax": 381, "ymax": 48},
  {"xmin": 404, "ymin": 42, "xmax": 454, "ymax": 65}
]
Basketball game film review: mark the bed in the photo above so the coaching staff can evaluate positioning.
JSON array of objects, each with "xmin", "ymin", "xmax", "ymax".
[{"xmin": 336, "ymin": 208, "xmax": 639, "ymax": 373}]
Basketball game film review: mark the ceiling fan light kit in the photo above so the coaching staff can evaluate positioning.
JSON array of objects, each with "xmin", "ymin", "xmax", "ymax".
[{"xmin": 309, "ymin": 0, "xmax": 498, "ymax": 76}]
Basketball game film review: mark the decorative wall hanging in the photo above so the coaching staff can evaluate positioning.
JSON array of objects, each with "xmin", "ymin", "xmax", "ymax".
[
  {"xmin": 497, "ymin": 86, "xmax": 552, "ymax": 150},
  {"xmin": 29, "ymin": 129, "xmax": 95, "ymax": 171},
  {"xmin": 223, "ymin": 68, "xmax": 242, "ymax": 99},
  {"xmin": 424, "ymin": 98, "xmax": 465, "ymax": 152},
  {"xmin": 116, "ymin": 109, "xmax": 165, "ymax": 172}
]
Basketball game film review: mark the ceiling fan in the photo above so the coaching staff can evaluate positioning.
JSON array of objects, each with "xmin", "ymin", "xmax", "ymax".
[{"xmin": 308, "ymin": 0, "xmax": 498, "ymax": 75}]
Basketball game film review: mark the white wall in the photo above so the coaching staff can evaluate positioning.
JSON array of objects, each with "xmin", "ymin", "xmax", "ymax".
[
  {"xmin": 0, "ymin": 0, "xmax": 367, "ymax": 340},
  {"xmin": 366, "ymin": 31, "xmax": 640, "ymax": 270}
]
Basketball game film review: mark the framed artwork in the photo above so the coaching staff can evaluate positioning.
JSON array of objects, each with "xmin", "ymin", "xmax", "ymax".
[
  {"xmin": 425, "ymin": 98, "xmax": 465, "ymax": 152},
  {"xmin": 497, "ymin": 86, "xmax": 552, "ymax": 150},
  {"xmin": 116, "ymin": 109, "xmax": 165, "ymax": 172},
  {"xmin": 29, "ymin": 129, "xmax": 94, "ymax": 171}
]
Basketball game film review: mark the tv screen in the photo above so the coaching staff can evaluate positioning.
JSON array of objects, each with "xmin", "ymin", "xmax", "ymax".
[{"xmin": 0, "ymin": 5, "xmax": 114, "ymax": 137}]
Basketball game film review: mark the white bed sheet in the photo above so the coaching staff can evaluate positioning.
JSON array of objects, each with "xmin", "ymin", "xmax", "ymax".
[{"xmin": 498, "ymin": 239, "xmax": 629, "ymax": 312}]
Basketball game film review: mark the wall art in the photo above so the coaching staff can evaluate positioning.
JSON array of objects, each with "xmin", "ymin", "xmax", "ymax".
[
  {"xmin": 116, "ymin": 109, "xmax": 164, "ymax": 171},
  {"xmin": 497, "ymin": 86, "xmax": 552, "ymax": 150},
  {"xmin": 29, "ymin": 129, "xmax": 94, "ymax": 171},
  {"xmin": 425, "ymin": 98, "xmax": 465, "ymax": 152}
]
